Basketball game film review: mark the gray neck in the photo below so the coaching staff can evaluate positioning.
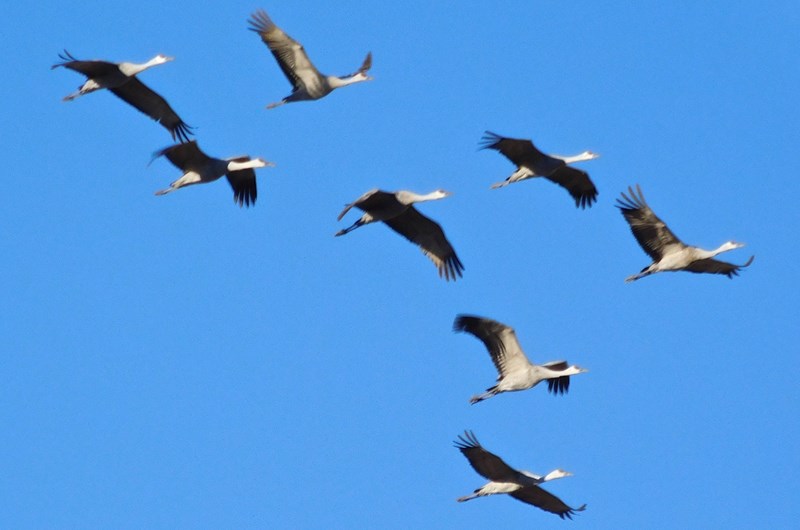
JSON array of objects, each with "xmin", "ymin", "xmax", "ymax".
[
  {"xmin": 698, "ymin": 242, "xmax": 736, "ymax": 259},
  {"xmin": 327, "ymin": 74, "xmax": 367, "ymax": 89}
]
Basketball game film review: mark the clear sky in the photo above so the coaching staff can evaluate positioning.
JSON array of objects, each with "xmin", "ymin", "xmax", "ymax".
[{"xmin": 2, "ymin": 1, "xmax": 798, "ymax": 528}]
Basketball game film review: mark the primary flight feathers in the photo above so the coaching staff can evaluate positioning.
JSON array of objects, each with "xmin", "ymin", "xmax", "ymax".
[
  {"xmin": 454, "ymin": 430, "xmax": 586, "ymax": 519},
  {"xmin": 247, "ymin": 9, "xmax": 373, "ymax": 109},
  {"xmin": 335, "ymin": 189, "xmax": 464, "ymax": 281},
  {"xmin": 481, "ymin": 131, "xmax": 599, "ymax": 209},
  {"xmin": 151, "ymin": 140, "xmax": 273, "ymax": 207},
  {"xmin": 454, "ymin": 315, "xmax": 587, "ymax": 403},
  {"xmin": 617, "ymin": 185, "xmax": 754, "ymax": 282},
  {"xmin": 52, "ymin": 12, "xmax": 759, "ymax": 525},
  {"xmin": 53, "ymin": 50, "xmax": 193, "ymax": 142}
]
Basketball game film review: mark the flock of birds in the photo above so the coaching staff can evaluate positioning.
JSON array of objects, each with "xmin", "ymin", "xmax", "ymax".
[{"xmin": 53, "ymin": 7, "xmax": 756, "ymax": 521}]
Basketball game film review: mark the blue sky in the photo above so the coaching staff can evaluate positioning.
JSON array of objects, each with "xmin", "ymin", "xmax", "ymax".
[{"xmin": 2, "ymin": 1, "xmax": 798, "ymax": 528}]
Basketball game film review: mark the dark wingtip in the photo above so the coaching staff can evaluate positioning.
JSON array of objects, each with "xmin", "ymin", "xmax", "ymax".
[
  {"xmin": 149, "ymin": 141, "xmax": 189, "ymax": 166},
  {"xmin": 52, "ymin": 49, "xmax": 77, "ymax": 69},
  {"xmin": 171, "ymin": 121, "xmax": 195, "ymax": 143},
  {"xmin": 453, "ymin": 430, "xmax": 480, "ymax": 450},
  {"xmin": 478, "ymin": 130, "xmax": 502, "ymax": 151},
  {"xmin": 576, "ymin": 190, "xmax": 599, "ymax": 209},
  {"xmin": 615, "ymin": 184, "xmax": 642, "ymax": 211},
  {"xmin": 358, "ymin": 51, "xmax": 373, "ymax": 74},
  {"xmin": 728, "ymin": 255, "xmax": 755, "ymax": 278},
  {"xmin": 441, "ymin": 253, "xmax": 465, "ymax": 282},
  {"xmin": 452, "ymin": 314, "xmax": 473, "ymax": 333},
  {"xmin": 558, "ymin": 503, "xmax": 587, "ymax": 520},
  {"xmin": 247, "ymin": 9, "xmax": 274, "ymax": 33},
  {"xmin": 232, "ymin": 186, "xmax": 257, "ymax": 208}
]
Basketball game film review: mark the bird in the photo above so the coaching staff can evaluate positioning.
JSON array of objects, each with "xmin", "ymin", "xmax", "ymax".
[
  {"xmin": 480, "ymin": 131, "xmax": 599, "ymax": 208},
  {"xmin": 247, "ymin": 9, "xmax": 373, "ymax": 109},
  {"xmin": 453, "ymin": 315, "xmax": 587, "ymax": 404},
  {"xmin": 335, "ymin": 189, "xmax": 464, "ymax": 281},
  {"xmin": 150, "ymin": 140, "xmax": 274, "ymax": 207},
  {"xmin": 52, "ymin": 50, "xmax": 193, "ymax": 142},
  {"xmin": 454, "ymin": 431, "xmax": 586, "ymax": 519},
  {"xmin": 617, "ymin": 185, "xmax": 755, "ymax": 282}
]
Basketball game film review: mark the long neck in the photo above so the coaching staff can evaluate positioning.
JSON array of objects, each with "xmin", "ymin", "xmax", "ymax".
[
  {"xmin": 327, "ymin": 74, "xmax": 367, "ymax": 89},
  {"xmin": 519, "ymin": 471, "xmax": 545, "ymax": 483},
  {"xmin": 552, "ymin": 152, "xmax": 594, "ymax": 164},
  {"xmin": 702, "ymin": 242, "xmax": 736, "ymax": 259},
  {"xmin": 227, "ymin": 159, "xmax": 262, "ymax": 171},
  {"xmin": 397, "ymin": 191, "xmax": 444, "ymax": 205},
  {"xmin": 542, "ymin": 470, "xmax": 567, "ymax": 482},
  {"xmin": 118, "ymin": 56, "xmax": 163, "ymax": 76},
  {"xmin": 541, "ymin": 365, "xmax": 581, "ymax": 377},
  {"xmin": 520, "ymin": 470, "xmax": 566, "ymax": 484}
]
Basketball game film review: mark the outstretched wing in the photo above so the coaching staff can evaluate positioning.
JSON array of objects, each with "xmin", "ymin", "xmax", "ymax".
[
  {"xmin": 352, "ymin": 52, "xmax": 372, "ymax": 76},
  {"xmin": 109, "ymin": 78, "xmax": 193, "ymax": 142},
  {"xmin": 383, "ymin": 207, "xmax": 464, "ymax": 281},
  {"xmin": 453, "ymin": 431, "xmax": 522, "ymax": 482},
  {"xmin": 510, "ymin": 486, "xmax": 587, "ymax": 519},
  {"xmin": 337, "ymin": 189, "xmax": 396, "ymax": 220},
  {"xmin": 480, "ymin": 131, "xmax": 545, "ymax": 168},
  {"xmin": 226, "ymin": 156, "xmax": 258, "ymax": 208},
  {"xmin": 480, "ymin": 131, "xmax": 546, "ymax": 169},
  {"xmin": 51, "ymin": 50, "xmax": 118, "ymax": 77},
  {"xmin": 453, "ymin": 315, "xmax": 532, "ymax": 378},
  {"xmin": 248, "ymin": 9, "xmax": 321, "ymax": 91},
  {"xmin": 683, "ymin": 255, "xmax": 755, "ymax": 278},
  {"xmin": 542, "ymin": 361, "xmax": 571, "ymax": 395},
  {"xmin": 545, "ymin": 166, "xmax": 598, "ymax": 209},
  {"xmin": 152, "ymin": 140, "xmax": 212, "ymax": 171},
  {"xmin": 616, "ymin": 184, "xmax": 685, "ymax": 261}
]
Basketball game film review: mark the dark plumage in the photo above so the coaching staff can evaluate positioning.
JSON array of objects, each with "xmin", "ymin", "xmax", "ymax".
[
  {"xmin": 247, "ymin": 9, "xmax": 373, "ymax": 108},
  {"xmin": 53, "ymin": 50, "xmax": 193, "ymax": 142},
  {"xmin": 617, "ymin": 185, "xmax": 754, "ymax": 282},
  {"xmin": 481, "ymin": 131, "xmax": 599, "ymax": 208},
  {"xmin": 454, "ymin": 431, "xmax": 586, "ymax": 519},
  {"xmin": 152, "ymin": 141, "xmax": 273, "ymax": 207},
  {"xmin": 453, "ymin": 315, "xmax": 586, "ymax": 404},
  {"xmin": 336, "ymin": 189, "xmax": 464, "ymax": 281}
]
